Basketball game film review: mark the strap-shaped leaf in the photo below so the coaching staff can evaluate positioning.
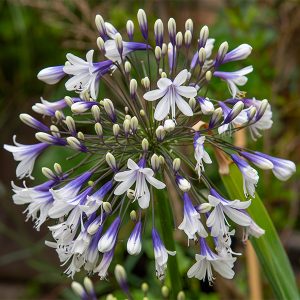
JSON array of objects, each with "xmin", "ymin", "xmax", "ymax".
[{"xmin": 222, "ymin": 164, "xmax": 298, "ymax": 299}]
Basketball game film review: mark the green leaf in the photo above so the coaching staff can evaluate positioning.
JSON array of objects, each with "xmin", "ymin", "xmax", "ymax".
[{"xmin": 221, "ymin": 164, "xmax": 298, "ymax": 299}]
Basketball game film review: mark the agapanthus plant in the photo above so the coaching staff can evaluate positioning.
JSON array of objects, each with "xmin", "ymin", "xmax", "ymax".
[{"xmin": 4, "ymin": 9, "xmax": 296, "ymax": 285}]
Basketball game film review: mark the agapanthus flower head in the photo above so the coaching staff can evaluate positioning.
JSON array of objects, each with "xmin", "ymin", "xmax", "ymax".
[{"xmin": 4, "ymin": 8, "xmax": 296, "ymax": 284}]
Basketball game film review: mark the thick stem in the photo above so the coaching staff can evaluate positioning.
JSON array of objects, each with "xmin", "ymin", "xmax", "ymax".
[{"xmin": 154, "ymin": 173, "xmax": 182, "ymax": 298}]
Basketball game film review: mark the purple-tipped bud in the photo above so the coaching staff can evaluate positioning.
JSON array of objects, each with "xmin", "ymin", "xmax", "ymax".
[
  {"xmin": 127, "ymin": 221, "xmax": 142, "ymax": 255},
  {"xmin": 137, "ymin": 9, "xmax": 148, "ymax": 40},
  {"xmin": 37, "ymin": 66, "xmax": 65, "ymax": 85},
  {"xmin": 98, "ymin": 217, "xmax": 121, "ymax": 252},
  {"xmin": 19, "ymin": 114, "xmax": 49, "ymax": 132},
  {"xmin": 168, "ymin": 18, "xmax": 176, "ymax": 45},
  {"xmin": 223, "ymin": 101, "xmax": 244, "ymax": 124},
  {"xmin": 126, "ymin": 20, "xmax": 134, "ymax": 41},
  {"xmin": 154, "ymin": 19, "xmax": 164, "ymax": 47}
]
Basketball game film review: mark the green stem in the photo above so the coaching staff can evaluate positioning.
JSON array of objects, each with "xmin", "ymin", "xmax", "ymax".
[{"xmin": 154, "ymin": 173, "xmax": 182, "ymax": 298}]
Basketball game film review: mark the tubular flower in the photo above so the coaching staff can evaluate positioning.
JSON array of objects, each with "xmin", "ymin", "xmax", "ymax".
[{"xmin": 4, "ymin": 9, "xmax": 295, "ymax": 284}]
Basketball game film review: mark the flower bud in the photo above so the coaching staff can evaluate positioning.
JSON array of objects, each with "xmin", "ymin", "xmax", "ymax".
[
  {"xmin": 71, "ymin": 282, "xmax": 86, "ymax": 298},
  {"xmin": 256, "ymin": 99, "xmax": 269, "ymax": 121},
  {"xmin": 54, "ymin": 163, "xmax": 62, "ymax": 175},
  {"xmin": 123, "ymin": 119, "xmax": 131, "ymax": 136},
  {"xmin": 224, "ymin": 101, "xmax": 244, "ymax": 124},
  {"xmin": 177, "ymin": 291, "xmax": 186, "ymax": 300},
  {"xmin": 130, "ymin": 116, "xmax": 138, "ymax": 133},
  {"xmin": 67, "ymin": 136, "xmax": 86, "ymax": 152},
  {"xmin": 209, "ymin": 107, "xmax": 223, "ymax": 128},
  {"xmin": 50, "ymin": 125, "xmax": 60, "ymax": 138},
  {"xmin": 155, "ymin": 46, "xmax": 162, "ymax": 61},
  {"xmin": 142, "ymin": 77, "xmax": 150, "ymax": 90},
  {"xmin": 127, "ymin": 189, "xmax": 135, "ymax": 200},
  {"xmin": 91, "ymin": 105, "xmax": 101, "ymax": 122},
  {"xmin": 205, "ymin": 70, "xmax": 212, "ymax": 81},
  {"xmin": 247, "ymin": 106, "xmax": 257, "ymax": 122},
  {"xmin": 161, "ymin": 72, "xmax": 167, "ymax": 78},
  {"xmin": 185, "ymin": 18, "xmax": 193, "ymax": 34},
  {"xmin": 189, "ymin": 97, "xmax": 197, "ymax": 111},
  {"xmin": 83, "ymin": 277, "xmax": 94, "ymax": 295},
  {"xmin": 130, "ymin": 79, "xmax": 137, "ymax": 98},
  {"xmin": 168, "ymin": 18, "xmax": 176, "ymax": 45},
  {"xmin": 198, "ymin": 47, "xmax": 206, "ymax": 66},
  {"xmin": 106, "ymin": 152, "xmax": 117, "ymax": 170},
  {"xmin": 177, "ymin": 176, "xmax": 191, "ymax": 192},
  {"xmin": 103, "ymin": 201, "xmax": 112, "ymax": 213},
  {"xmin": 156, "ymin": 125, "xmax": 165, "ymax": 141},
  {"xmin": 176, "ymin": 31, "xmax": 183, "ymax": 47},
  {"xmin": 114, "ymin": 264, "xmax": 127, "ymax": 285},
  {"xmin": 97, "ymin": 37, "xmax": 105, "ymax": 53},
  {"xmin": 19, "ymin": 113, "xmax": 49, "ymax": 132},
  {"xmin": 124, "ymin": 61, "xmax": 131, "ymax": 73},
  {"xmin": 42, "ymin": 167, "xmax": 55, "ymax": 179},
  {"xmin": 129, "ymin": 210, "xmax": 137, "ymax": 221},
  {"xmin": 216, "ymin": 41, "xmax": 229, "ymax": 64},
  {"xmin": 137, "ymin": 9, "xmax": 148, "ymax": 40},
  {"xmin": 184, "ymin": 30, "xmax": 192, "ymax": 47},
  {"xmin": 79, "ymin": 89, "xmax": 90, "ymax": 101},
  {"xmin": 77, "ymin": 131, "xmax": 85, "ymax": 141},
  {"xmin": 114, "ymin": 33, "xmax": 123, "ymax": 57},
  {"xmin": 161, "ymin": 286, "xmax": 169, "ymax": 298},
  {"xmin": 159, "ymin": 155, "xmax": 165, "ymax": 165},
  {"xmin": 142, "ymin": 138, "xmax": 149, "ymax": 151},
  {"xmin": 173, "ymin": 158, "xmax": 181, "ymax": 172},
  {"xmin": 127, "ymin": 221, "xmax": 142, "ymax": 255},
  {"xmin": 163, "ymin": 119, "xmax": 175, "ymax": 132},
  {"xmin": 141, "ymin": 282, "xmax": 149, "ymax": 293},
  {"xmin": 154, "ymin": 19, "xmax": 164, "ymax": 47},
  {"xmin": 151, "ymin": 154, "xmax": 160, "ymax": 172},
  {"xmin": 199, "ymin": 25, "xmax": 209, "ymax": 47},
  {"xmin": 140, "ymin": 109, "xmax": 145, "ymax": 117},
  {"xmin": 103, "ymin": 98, "xmax": 117, "ymax": 123},
  {"xmin": 55, "ymin": 110, "xmax": 64, "ymax": 122},
  {"xmin": 197, "ymin": 203, "xmax": 212, "ymax": 213},
  {"xmin": 126, "ymin": 20, "xmax": 134, "ymax": 40},
  {"xmin": 113, "ymin": 124, "xmax": 120, "ymax": 137},
  {"xmin": 64, "ymin": 96, "xmax": 73, "ymax": 107},
  {"xmin": 65, "ymin": 116, "xmax": 76, "ymax": 135},
  {"xmin": 94, "ymin": 122, "xmax": 103, "ymax": 137},
  {"xmin": 95, "ymin": 14, "xmax": 107, "ymax": 38},
  {"xmin": 161, "ymin": 43, "xmax": 167, "ymax": 56}
]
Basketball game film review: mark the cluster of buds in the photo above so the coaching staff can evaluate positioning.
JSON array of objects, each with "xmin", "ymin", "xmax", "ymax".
[{"xmin": 5, "ymin": 9, "xmax": 295, "ymax": 284}]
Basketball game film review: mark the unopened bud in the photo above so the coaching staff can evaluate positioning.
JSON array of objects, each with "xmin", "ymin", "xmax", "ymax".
[
  {"xmin": 126, "ymin": 20, "xmax": 134, "ymax": 40},
  {"xmin": 77, "ymin": 131, "xmax": 85, "ymax": 141},
  {"xmin": 197, "ymin": 203, "xmax": 212, "ymax": 213},
  {"xmin": 154, "ymin": 19, "xmax": 164, "ymax": 47},
  {"xmin": 114, "ymin": 33, "xmax": 123, "ymax": 57},
  {"xmin": 247, "ymin": 106, "xmax": 257, "ymax": 122},
  {"xmin": 91, "ymin": 105, "xmax": 101, "ymax": 122},
  {"xmin": 80, "ymin": 89, "xmax": 91, "ymax": 101},
  {"xmin": 161, "ymin": 286, "xmax": 169, "ymax": 298},
  {"xmin": 67, "ymin": 136, "xmax": 85, "ymax": 151},
  {"xmin": 173, "ymin": 158, "xmax": 181, "ymax": 172},
  {"xmin": 97, "ymin": 37, "xmax": 105, "ymax": 52},
  {"xmin": 209, "ymin": 107, "xmax": 223, "ymax": 128},
  {"xmin": 216, "ymin": 41, "xmax": 229, "ymax": 64},
  {"xmin": 64, "ymin": 96, "xmax": 73, "ymax": 107},
  {"xmin": 88, "ymin": 180, "xmax": 94, "ymax": 187},
  {"xmin": 124, "ymin": 61, "xmax": 131, "ymax": 73},
  {"xmin": 141, "ymin": 138, "xmax": 149, "ymax": 151},
  {"xmin": 137, "ymin": 9, "xmax": 148, "ymax": 40},
  {"xmin": 106, "ymin": 152, "xmax": 117, "ymax": 170},
  {"xmin": 142, "ymin": 77, "xmax": 150, "ymax": 90},
  {"xmin": 123, "ymin": 119, "xmax": 131, "ymax": 136},
  {"xmin": 42, "ymin": 167, "xmax": 55, "ymax": 179},
  {"xmin": 206, "ymin": 71, "xmax": 212, "ymax": 81},
  {"xmin": 103, "ymin": 202, "xmax": 112, "ymax": 213},
  {"xmin": 177, "ymin": 291, "xmax": 186, "ymax": 300},
  {"xmin": 161, "ymin": 43, "xmax": 167, "ymax": 56},
  {"xmin": 189, "ymin": 97, "xmax": 197, "ymax": 111},
  {"xmin": 198, "ymin": 47, "xmax": 206, "ymax": 66},
  {"xmin": 184, "ymin": 30, "xmax": 192, "ymax": 47},
  {"xmin": 19, "ymin": 113, "xmax": 48, "ymax": 131},
  {"xmin": 168, "ymin": 18, "xmax": 176, "ymax": 45},
  {"xmin": 141, "ymin": 283, "xmax": 149, "ymax": 293},
  {"xmin": 114, "ymin": 265, "xmax": 127, "ymax": 285},
  {"xmin": 50, "ymin": 125, "xmax": 60, "ymax": 138},
  {"xmin": 177, "ymin": 177, "xmax": 191, "ymax": 192},
  {"xmin": 71, "ymin": 282, "xmax": 85, "ymax": 298},
  {"xmin": 163, "ymin": 119, "xmax": 175, "ymax": 132},
  {"xmin": 151, "ymin": 154, "xmax": 160, "ymax": 171},
  {"xmin": 65, "ymin": 116, "xmax": 76, "ymax": 135},
  {"xmin": 54, "ymin": 163, "xmax": 62, "ymax": 175},
  {"xmin": 103, "ymin": 98, "xmax": 116, "ymax": 123},
  {"xmin": 113, "ymin": 124, "xmax": 120, "ymax": 137},
  {"xmin": 83, "ymin": 277, "xmax": 94, "ymax": 294},
  {"xmin": 185, "ymin": 18, "xmax": 193, "ymax": 34},
  {"xmin": 130, "ymin": 79, "xmax": 137, "ymax": 97},
  {"xmin": 224, "ymin": 101, "xmax": 244, "ymax": 124},
  {"xmin": 130, "ymin": 210, "xmax": 137, "ymax": 221},
  {"xmin": 95, "ymin": 14, "xmax": 106, "ymax": 37},
  {"xmin": 159, "ymin": 155, "xmax": 165, "ymax": 165},
  {"xmin": 140, "ymin": 109, "xmax": 145, "ymax": 117},
  {"xmin": 130, "ymin": 116, "xmax": 138, "ymax": 132},
  {"xmin": 176, "ymin": 31, "xmax": 183, "ymax": 47},
  {"xmin": 199, "ymin": 25, "xmax": 209, "ymax": 47},
  {"xmin": 95, "ymin": 122, "xmax": 103, "ymax": 137},
  {"xmin": 156, "ymin": 125, "xmax": 165, "ymax": 141},
  {"xmin": 127, "ymin": 189, "xmax": 135, "ymax": 200},
  {"xmin": 256, "ymin": 99, "xmax": 269, "ymax": 121},
  {"xmin": 55, "ymin": 110, "xmax": 65, "ymax": 122},
  {"xmin": 161, "ymin": 72, "xmax": 167, "ymax": 78},
  {"xmin": 155, "ymin": 46, "xmax": 162, "ymax": 61}
]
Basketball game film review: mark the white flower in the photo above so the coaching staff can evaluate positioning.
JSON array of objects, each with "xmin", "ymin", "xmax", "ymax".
[
  {"xmin": 187, "ymin": 238, "xmax": 236, "ymax": 283},
  {"xmin": 193, "ymin": 135, "xmax": 212, "ymax": 177},
  {"xmin": 231, "ymin": 154, "xmax": 259, "ymax": 197},
  {"xmin": 143, "ymin": 69, "xmax": 197, "ymax": 120},
  {"xmin": 63, "ymin": 50, "xmax": 113, "ymax": 99},
  {"xmin": 114, "ymin": 159, "xmax": 166, "ymax": 209},
  {"xmin": 206, "ymin": 190, "xmax": 252, "ymax": 237},
  {"xmin": 178, "ymin": 193, "xmax": 207, "ymax": 242}
]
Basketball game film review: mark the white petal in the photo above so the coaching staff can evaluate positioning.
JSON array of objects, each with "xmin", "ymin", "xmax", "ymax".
[
  {"xmin": 154, "ymin": 94, "xmax": 170, "ymax": 121},
  {"xmin": 145, "ymin": 175, "xmax": 166, "ymax": 189},
  {"xmin": 175, "ymin": 95, "xmax": 193, "ymax": 116},
  {"xmin": 173, "ymin": 69, "xmax": 188, "ymax": 86},
  {"xmin": 143, "ymin": 89, "xmax": 167, "ymax": 101},
  {"xmin": 157, "ymin": 78, "xmax": 172, "ymax": 89},
  {"xmin": 114, "ymin": 175, "xmax": 136, "ymax": 195},
  {"xmin": 114, "ymin": 170, "xmax": 134, "ymax": 181},
  {"xmin": 176, "ymin": 86, "xmax": 197, "ymax": 98},
  {"xmin": 127, "ymin": 159, "xmax": 139, "ymax": 170}
]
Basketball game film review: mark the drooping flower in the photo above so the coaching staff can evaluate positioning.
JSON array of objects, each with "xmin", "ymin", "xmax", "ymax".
[
  {"xmin": 206, "ymin": 189, "xmax": 252, "ymax": 237},
  {"xmin": 114, "ymin": 158, "xmax": 165, "ymax": 209},
  {"xmin": 187, "ymin": 238, "xmax": 236, "ymax": 283},
  {"xmin": 98, "ymin": 217, "xmax": 121, "ymax": 253},
  {"xmin": 127, "ymin": 221, "xmax": 142, "ymax": 255},
  {"xmin": 152, "ymin": 228, "xmax": 176, "ymax": 280},
  {"xmin": 37, "ymin": 65, "xmax": 66, "ymax": 84},
  {"xmin": 143, "ymin": 69, "xmax": 197, "ymax": 120}
]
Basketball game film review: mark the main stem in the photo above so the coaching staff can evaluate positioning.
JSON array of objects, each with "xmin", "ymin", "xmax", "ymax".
[{"xmin": 154, "ymin": 173, "xmax": 182, "ymax": 298}]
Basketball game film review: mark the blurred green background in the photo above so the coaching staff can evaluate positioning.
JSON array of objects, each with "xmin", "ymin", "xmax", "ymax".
[{"xmin": 0, "ymin": 0, "xmax": 300, "ymax": 299}]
